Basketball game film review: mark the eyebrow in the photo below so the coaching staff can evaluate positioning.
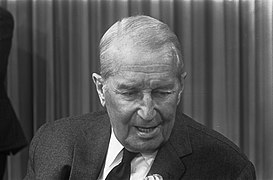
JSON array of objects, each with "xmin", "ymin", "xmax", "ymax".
[
  {"xmin": 116, "ymin": 80, "xmax": 176, "ymax": 90},
  {"xmin": 116, "ymin": 83, "xmax": 141, "ymax": 90},
  {"xmin": 155, "ymin": 83, "xmax": 175, "ymax": 89}
]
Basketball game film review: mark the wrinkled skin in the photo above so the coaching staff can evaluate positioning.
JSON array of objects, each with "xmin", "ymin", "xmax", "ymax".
[{"xmin": 93, "ymin": 44, "xmax": 184, "ymax": 153}]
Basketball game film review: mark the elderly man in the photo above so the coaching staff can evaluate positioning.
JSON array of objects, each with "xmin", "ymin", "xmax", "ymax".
[{"xmin": 24, "ymin": 15, "xmax": 255, "ymax": 180}]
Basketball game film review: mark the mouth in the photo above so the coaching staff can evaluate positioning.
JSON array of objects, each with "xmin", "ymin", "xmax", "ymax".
[
  {"xmin": 135, "ymin": 125, "xmax": 160, "ymax": 138},
  {"xmin": 137, "ymin": 126, "xmax": 156, "ymax": 132}
]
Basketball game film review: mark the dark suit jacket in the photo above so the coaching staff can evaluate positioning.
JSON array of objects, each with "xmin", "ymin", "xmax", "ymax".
[
  {"xmin": 0, "ymin": 7, "xmax": 28, "ymax": 154},
  {"xmin": 24, "ymin": 110, "xmax": 256, "ymax": 180}
]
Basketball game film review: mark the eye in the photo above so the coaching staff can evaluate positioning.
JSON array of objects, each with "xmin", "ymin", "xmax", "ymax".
[
  {"xmin": 121, "ymin": 91, "xmax": 138, "ymax": 96},
  {"xmin": 152, "ymin": 90, "xmax": 172, "ymax": 97}
]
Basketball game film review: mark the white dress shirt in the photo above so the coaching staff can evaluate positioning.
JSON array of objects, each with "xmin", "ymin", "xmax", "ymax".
[{"xmin": 97, "ymin": 129, "xmax": 157, "ymax": 180}]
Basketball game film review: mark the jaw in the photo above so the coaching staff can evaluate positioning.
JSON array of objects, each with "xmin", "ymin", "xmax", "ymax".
[{"xmin": 122, "ymin": 131, "xmax": 166, "ymax": 153}]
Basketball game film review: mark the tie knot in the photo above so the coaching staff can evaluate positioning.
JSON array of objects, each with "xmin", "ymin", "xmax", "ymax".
[{"xmin": 122, "ymin": 148, "xmax": 138, "ymax": 163}]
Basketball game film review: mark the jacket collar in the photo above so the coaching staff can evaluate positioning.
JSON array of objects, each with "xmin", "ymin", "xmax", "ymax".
[
  {"xmin": 147, "ymin": 110, "xmax": 192, "ymax": 179},
  {"xmin": 70, "ymin": 111, "xmax": 111, "ymax": 179}
]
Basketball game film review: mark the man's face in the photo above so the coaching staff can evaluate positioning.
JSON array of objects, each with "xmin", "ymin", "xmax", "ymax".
[{"xmin": 98, "ymin": 44, "xmax": 183, "ymax": 153}]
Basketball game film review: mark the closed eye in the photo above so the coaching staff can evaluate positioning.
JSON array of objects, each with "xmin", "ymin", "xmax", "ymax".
[
  {"xmin": 120, "ymin": 91, "xmax": 139, "ymax": 96},
  {"xmin": 114, "ymin": 88, "xmax": 141, "ymax": 99},
  {"xmin": 152, "ymin": 90, "xmax": 173, "ymax": 97}
]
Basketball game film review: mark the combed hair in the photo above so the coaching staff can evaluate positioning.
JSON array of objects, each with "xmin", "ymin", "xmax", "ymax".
[{"xmin": 99, "ymin": 15, "xmax": 184, "ymax": 80}]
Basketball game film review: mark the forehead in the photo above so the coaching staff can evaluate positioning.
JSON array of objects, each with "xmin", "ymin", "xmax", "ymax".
[
  {"xmin": 106, "ymin": 43, "xmax": 179, "ymax": 88},
  {"xmin": 111, "ymin": 71, "xmax": 178, "ymax": 89},
  {"xmin": 109, "ymin": 39, "xmax": 177, "ymax": 73}
]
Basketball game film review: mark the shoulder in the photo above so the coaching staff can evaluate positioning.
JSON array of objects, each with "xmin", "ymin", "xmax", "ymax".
[
  {"xmin": 179, "ymin": 114, "xmax": 256, "ymax": 179},
  {"xmin": 26, "ymin": 110, "xmax": 109, "ymax": 178},
  {"xmin": 32, "ymin": 110, "xmax": 108, "ymax": 148},
  {"xmin": 182, "ymin": 113, "xmax": 242, "ymax": 153},
  {"xmin": 39, "ymin": 110, "xmax": 107, "ymax": 134}
]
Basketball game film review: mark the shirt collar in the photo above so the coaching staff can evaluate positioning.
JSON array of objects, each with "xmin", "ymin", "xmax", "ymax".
[
  {"xmin": 141, "ymin": 151, "xmax": 158, "ymax": 166},
  {"xmin": 106, "ymin": 128, "xmax": 158, "ymax": 168},
  {"xmin": 105, "ymin": 128, "xmax": 124, "ymax": 169}
]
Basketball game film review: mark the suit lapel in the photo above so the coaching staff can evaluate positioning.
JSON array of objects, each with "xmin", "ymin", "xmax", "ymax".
[
  {"xmin": 147, "ymin": 141, "xmax": 185, "ymax": 179},
  {"xmin": 148, "ymin": 111, "xmax": 192, "ymax": 180},
  {"xmin": 70, "ymin": 112, "xmax": 111, "ymax": 179}
]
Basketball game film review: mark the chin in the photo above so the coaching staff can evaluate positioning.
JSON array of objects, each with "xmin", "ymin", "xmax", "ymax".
[{"xmin": 127, "ymin": 140, "xmax": 164, "ymax": 153}]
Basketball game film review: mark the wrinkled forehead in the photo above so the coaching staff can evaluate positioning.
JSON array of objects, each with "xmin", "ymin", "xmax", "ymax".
[{"xmin": 110, "ymin": 38, "xmax": 177, "ymax": 66}]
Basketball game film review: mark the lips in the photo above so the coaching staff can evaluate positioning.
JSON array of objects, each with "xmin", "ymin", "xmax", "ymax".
[
  {"xmin": 135, "ymin": 125, "xmax": 160, "ymax": 138},
  {"xmin": 137, "ymin": 126, "xmax": 157, "ymax": 133}
]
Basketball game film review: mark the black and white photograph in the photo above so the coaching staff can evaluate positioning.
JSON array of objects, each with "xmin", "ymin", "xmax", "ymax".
[{"xmin": 0, "ymin": 0, "xmax": 272, "ymax": 179}]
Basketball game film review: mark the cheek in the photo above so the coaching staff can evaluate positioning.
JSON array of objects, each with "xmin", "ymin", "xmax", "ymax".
[
  {"xmin": 157, "ymin": 96, "xmax": 178, "ymax": 136},
  {"xmin": 104, "ymin": 92, "xmax": 136, "ymax": 127},
  {"xmin": 158, "ymin": 95, "xmax": 179, "ymax": 116}
]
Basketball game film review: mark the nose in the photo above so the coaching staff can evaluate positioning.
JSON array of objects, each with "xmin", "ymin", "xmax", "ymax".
[{"xmin": 137, "ymin": 93, "xmax": 156, "ymax": 121}]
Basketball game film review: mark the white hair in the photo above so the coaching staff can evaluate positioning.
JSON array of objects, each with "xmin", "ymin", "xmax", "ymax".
[{"xmin": 99, "ymin": 15, "xmax": 184, "ymax": 80}]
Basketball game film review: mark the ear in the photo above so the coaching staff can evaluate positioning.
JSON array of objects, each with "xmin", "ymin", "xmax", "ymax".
[
  {"xmin": 92, "ymin": 73, "xmax": 106, "ymax": 107},
  {"xmin": 177, "ymin": 72, "xmax": 187, "ymax": 105}
]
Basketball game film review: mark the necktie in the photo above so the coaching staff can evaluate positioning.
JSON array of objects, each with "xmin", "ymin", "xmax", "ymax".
[{"xmin": 105, "ymin": 148, "xmax": 138, "ymax": 180}]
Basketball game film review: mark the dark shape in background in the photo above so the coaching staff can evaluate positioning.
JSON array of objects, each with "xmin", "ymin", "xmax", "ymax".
[{"xmin": 0, "ymin": 6, "xmax": 28, "ymax": 180}]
